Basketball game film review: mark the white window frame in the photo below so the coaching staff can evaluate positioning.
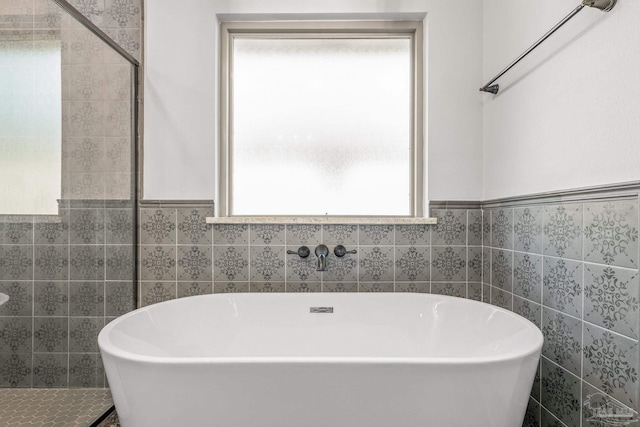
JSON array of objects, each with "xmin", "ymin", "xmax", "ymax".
[{"xmin": 218, "ymin": 20, "xmax": 424, "ymax": 218}]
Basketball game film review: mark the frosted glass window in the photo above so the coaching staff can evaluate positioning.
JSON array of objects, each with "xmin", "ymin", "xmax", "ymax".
[
  {"xmin": 231, "ymin": 37, "xmax": 412, "ymax": 216},
  {"xmin": 0, "ymin": 33, "xmax": 61, "ymax": 215}
]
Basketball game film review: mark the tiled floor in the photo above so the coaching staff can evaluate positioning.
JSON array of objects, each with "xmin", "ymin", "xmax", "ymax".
[{"xmin": 0, "ymin": 389, "xmax": 113, "ymax": 427}]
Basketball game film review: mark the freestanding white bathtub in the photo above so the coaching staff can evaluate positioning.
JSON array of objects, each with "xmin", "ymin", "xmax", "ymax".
[{"xmin": 98, "ymin": 293, "xmax": 542, "ymax": 427}]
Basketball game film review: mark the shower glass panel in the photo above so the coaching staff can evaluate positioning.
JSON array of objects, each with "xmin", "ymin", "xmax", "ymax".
[{"xmin": 0, "ymin": 0, "xmax": 137, "ymax": 388}]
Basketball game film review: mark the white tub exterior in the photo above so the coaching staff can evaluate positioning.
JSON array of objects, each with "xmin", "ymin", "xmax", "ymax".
[{"xmin": 98, "ymin": 293, "xmax": 542, "ymax": 427}]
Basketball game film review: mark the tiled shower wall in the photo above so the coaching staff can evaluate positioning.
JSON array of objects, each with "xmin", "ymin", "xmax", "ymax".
[
  {"xmin": 483, "ymin": 194, "xmax": 639, "ymax": 427},
  {"xmin": 0, "ymin": 0, "xmax": 137, "ymax": 388},
  {"xmin": 66, "ymin": 0, "xmax": 142, "ymax": 61},
  {"xmin": 137, "ymin": 202, "xmax": 483, "ymax": 304}
]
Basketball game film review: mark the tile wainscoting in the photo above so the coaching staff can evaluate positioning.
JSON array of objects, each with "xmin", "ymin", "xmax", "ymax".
[
  {"xmin": 137, "ymin": 201, "xmax": 482, "ymax": 301},
  {"xmin": 139, "ymin": 182, "xmax": 639, "ymax": 427},
  {"xmin": 482, "ymin": 189, "xmax": 639, "ymax": 427}
]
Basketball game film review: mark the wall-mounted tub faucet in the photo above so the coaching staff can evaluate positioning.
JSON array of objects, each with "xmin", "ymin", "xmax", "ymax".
[{"xmin": 314, "ymin": 244, "xmax": 329, "ymax": 271}]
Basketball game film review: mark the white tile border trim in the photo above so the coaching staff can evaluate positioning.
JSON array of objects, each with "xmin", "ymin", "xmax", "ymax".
[{"xmin": 206, "ymin": 216, "xmax": 437, "ymax": 225}]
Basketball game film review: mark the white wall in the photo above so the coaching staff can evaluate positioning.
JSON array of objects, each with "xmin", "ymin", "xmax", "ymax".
[
  {"xmin": 482, "ymin": 0, "xmax": 640, "ymax": 200},
  {"xmin": 143, "ymin": 0, "xmax": 484, "ymax": 202}
]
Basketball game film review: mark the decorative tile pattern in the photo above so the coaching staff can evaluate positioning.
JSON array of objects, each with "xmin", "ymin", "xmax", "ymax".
[
  {"xmin": 69, "ymin": 317, "xmax": 102, "ymax": 352},
  {"xmin": 541, "ymin": 408, "xmax": 568, "ymax": 427},
  {"xmin": 584, "ymin": 201, "xmax": 638, "ymax": 269},
  {"xmin": 513, "ymin": 252, "xmax": 542, "ymax": 302},
  {"xmin": 250, "ymin": 246, "xmax": 285, "ymax": 282},
  {"xmin": 0, "ymin": 220, "xmax": 33, "ymax": 245},
  {"xmin": 250, "ymin": 282, "xmax": 286, "ymax": 293},
  {"xmin": 432, "ymin": 209, "xmax": 466, "ymax": 246},
  {"xmin": 482, "ymin": 247, "xmax": 491, "ymax": 284},
  {"xmin": 431, "ymin": 246, "xmax": 466, "ymax": 282},
  {"xmin": 583, "ymin": 323, "xmax": 639, "ymax": 410},
  {"xmin": 286, "ymin": 248, "xmax": 321, "ymax": 282},
  {"xmin": 324, "ymin": 225, "xmax": 358, "ymax": 246},
  {"xmin": 359, "ymin": 246, "xmax": 394, "ymax": 282},
  {"xmin": 70, "ymin": 245, "xmax": 105, "ymax": 280},
  {"xmin": 34, "ymin": 245, "xmax": 69, "ymax": 280},
  {"xmin": 0, "ymin": 353, "xmax": 32, "ymax": 387},
  {"xmin": 467, "ymin": 210, "xmax": 483, "ymax": 246},
  {"xmin": 69, "ymin": 353, "xmax": 102, "ymax": 388},
  {"xmin": 543, "ymin": 258, "xmax": 583, "ymax": 319},
  {"xmin": 33, "ymin": 318, "xmax": 68, "ymax": 352},
  {"xmin": 522, "ymin": 398, "xmax": 540, "ymax": 427},
  {"xmin": 140, "ymin": 209, "xmax": 176, "ymax": 244},
  {"xmin": 34, "ymin": 281, "xmax": 68, "ymax": 316},
  {"xmin": 177, "ymin": 209, "xmax": 212, "ymax": 245},
  {"xmin": 585, "ymin": 264, "xmax": 639, "ymax": 340},
  {"xmin": 0, "ymin": 246, "xmax": 33, "ymax": 280},
  {"xmin": 105, "ymin": 281, "xmax": 135, "ymax": 316},
  {"xmin": 359, "ymin": 225, "xmax": 394, "ymax": 245},
  {"xmin": 250, "ymin": 224, "xmax": 285, "ymax": 246},
  {"xmin": 285, "ymin": 224, "xmax": 321, "ymax": 245},
  {"xmin": 491, "ymin": 208, "xmax": 513, "ymax": 250},
  {"xmin": 140, "ymin": 246, "xmax": 176, "ymax": 281},
  {"xmin": 468, "ymin": 282, "xmax": 482, "ymax": 301},
  {"xmin": 104, "ymin": 0, "xmax": 140, "ymax": 27},
  {"xmin": 0, "ymin": 318, "xmax": 32, "ymax": 352},
  {"xmin": 69, "ymin": 282, "xmax": 104, "ymax": 316},
  {"xmin": 177, "ymin": 246, "xmax": 212, "ymax": 282},
  {"xmin": 490, "ymin": 287, "xmax": 512, "ymax": 310},
  {"xmin": 482, "ymin": 210, "xmax": 491, "ymax": 247},
  {"xmin": 543, "ymin": 204, "xmax": 582, "ymax": 260},
  {"xmin": 213, "ymin": 224, "xmax": 248, "ymax": 245},
  {"xmin": 324, "ymin": 254, "xmax": 358, "ymax": 282},
  {"xmin": 542, "ymin": 309, "xmax": 582, "ymax": 375},
  {"xmin": 491, "ymin": 249, "xmax": 512, "ymax": 291},
  {"xmin": 467, "ymin": 247, "xmax": 483, "ymax": 282},
  {"xmin": 213, "ymin": 282, "xmax": 249, "ymax": 293},
  {"xmin": 0, "ymin": 0, "xmax": 138, "ymax": 394},
  {"xmin": 395, "ymin": 224, "xmax": 432, "ymax": 247},
  {"xmin": 541, "ymin": 359, "xmax": 581, "ymax": 427},
  {"xmin": 287, "ymin": 282, "xmax": 322, "ymax": 293},
  {"xmin": 323, "ymin": 282, "xmax": 359, "ymax": 293},
  {"xmin": 177, "ymin": 282, "xmax": 212, "ymax": 298},
  {"xmin": 513, "ymin": 296, "xmax": 541, "ymax": 328},
  {"xmin": 140, "ymin": 282, "xmax": 175, "ymax": 307},
  {"xmin": 105, "ymin": 208, "xmax": 133, "ymax": 244},
  {"xmin": 106, "ymin": 245, "xmax": 134, "ymax": 280},
  {"xmin": 0, "ymin": 281, "xmax": 33, "ymax": 317},
  {"xmin": 34, "ymin": 215, "xmax": 69, "ymax": 244},
  {"xmin": 395, "ymin": 246, "xmax": 429, "ymax": 282},
  {"xmin": 359, "ymin": 282, "xmax": 394, "ymax": 292},
  {"xmin": 213, "ymin": 246, "xmax": 248, "ymax": 281},
  {"xmin": 514, "ymin": 207, "xmax": 542, "ymax": 254},
  {"xmin": 431, "ymin": 282, "xmax": 466, "ymax": 298},
  {"xmin": 33, "ymin": 354, "xmax": 68, "ymax": 387}
]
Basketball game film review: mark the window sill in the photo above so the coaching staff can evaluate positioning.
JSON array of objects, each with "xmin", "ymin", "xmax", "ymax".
[{"xmin": 206, "ymin": 216, "xmax": 437, "ymax": 225}]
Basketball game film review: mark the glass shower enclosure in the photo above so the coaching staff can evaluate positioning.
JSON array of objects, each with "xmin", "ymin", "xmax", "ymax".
[{"xmin": 0, "ymin": 0, "xmax": 138, "ymax": 389}]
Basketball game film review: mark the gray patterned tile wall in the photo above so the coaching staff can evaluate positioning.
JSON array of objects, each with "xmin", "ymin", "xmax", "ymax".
[
  {"xmin": 137, "ymin": 203, "xmax": 483, "ymax": 305},
  {"xmin": 0, "ymin": 0, "xmax": 138, "ymax": 389},
  {"xmin": 485, "ymin": 197, "xmax": 640, "ymax": 427},
  {"xmin": 66, "ymin": 0, "xmax": 142, "ymax": 61}
]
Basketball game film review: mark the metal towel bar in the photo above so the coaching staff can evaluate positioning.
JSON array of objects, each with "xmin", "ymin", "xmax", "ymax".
[{"xmin": 479, "ymin": 0, "xmax": 617, "ymax": 95}]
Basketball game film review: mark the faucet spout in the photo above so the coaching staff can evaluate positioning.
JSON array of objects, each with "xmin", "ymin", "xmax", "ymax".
[{"xmin": 314, "ymin": 244, "xmax": 329, "ymax": 271}]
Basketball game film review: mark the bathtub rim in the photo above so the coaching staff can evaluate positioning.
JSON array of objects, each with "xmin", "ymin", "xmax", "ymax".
[{"xmin": 98, "ymin": 292, "xmax": 543, "ymax": 366}]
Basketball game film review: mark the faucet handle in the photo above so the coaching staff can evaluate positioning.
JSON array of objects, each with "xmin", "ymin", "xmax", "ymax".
[
  {"xmin": 334, "ymin": 245, "xmax": 357, "ymax": 257},
  {"xmin": 287, "ymin": 246, "xmax": 310, "ymax": 258}
]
